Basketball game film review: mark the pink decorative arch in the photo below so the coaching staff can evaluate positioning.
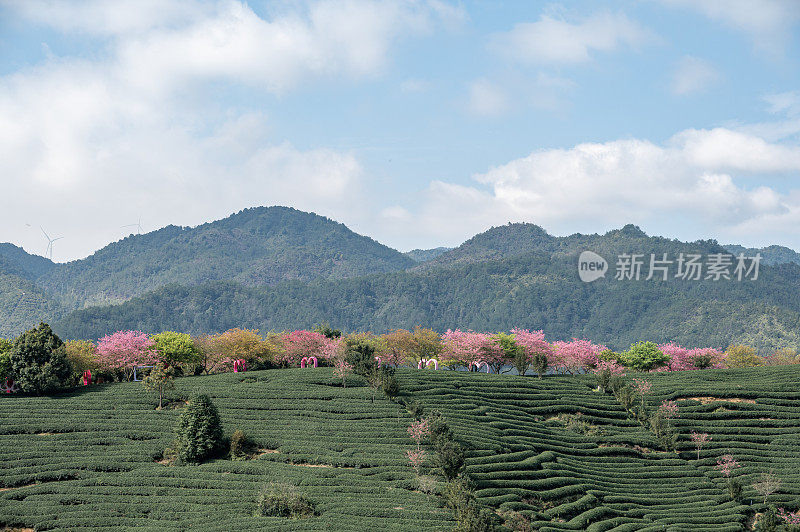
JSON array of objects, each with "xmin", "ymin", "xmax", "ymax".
[
  {"xmin": 233, "ymin": 359, "xmax": 247, "ymax": 373},
  {"xmin": 470, "ymin": 361, "xmax": 489, "ymax": 373},
  {"xmin": 417, "ymin": 358, "xmax": 439, "ymax": 370},
  {"xmin": 301, "ymin": 356, "xmax": 318, "ymax": 368},
  {"xmin": 82, "ymin": 370, "xmax": 92, "ymax": 386}
]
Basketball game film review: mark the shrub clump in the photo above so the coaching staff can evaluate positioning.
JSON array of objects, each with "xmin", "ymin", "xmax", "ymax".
[
  {"xmin": 255, "ymin": 482, "xmax": 316, "ymax": 518},
  {"xmin": 174, "ymin": 393, "xmax": 225, "ymax": 464},
  {"xmin": 9, "ymin": 322, "xmax": 72, "ymax": 395},
  {"xmin": 229, "ymin": 429, "xmax": 257, "ymax": 460}
]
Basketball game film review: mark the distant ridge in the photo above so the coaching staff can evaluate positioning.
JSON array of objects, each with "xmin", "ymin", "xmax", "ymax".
[
  {"xmin": 404, "ymin": 247, "xmax": 453, "ymax": 262},
  {"xmin": 724, "ymin": 244, "xmax": 800, "ymax": 266}
]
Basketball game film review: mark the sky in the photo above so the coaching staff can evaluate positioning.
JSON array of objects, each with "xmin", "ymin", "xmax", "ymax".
[{"xmin": 1, "ymin": 0, "xmax": 799, "ymax": 262}]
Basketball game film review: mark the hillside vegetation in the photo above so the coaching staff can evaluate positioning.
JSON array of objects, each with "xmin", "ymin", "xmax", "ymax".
[
  {"xmin": 2, "ymin": 366, "xmax": 799, "ymax": 530},
  {"xmin": 0, "ymin": 369, "xmax": 451, "ymax": 531},
  {"xmin": 54, "ymin": 249, "xmax": 800, "ymax": 353},
  {"xmin": 4, "ymin": 209, "xmax": 800, "ymax": 353}
]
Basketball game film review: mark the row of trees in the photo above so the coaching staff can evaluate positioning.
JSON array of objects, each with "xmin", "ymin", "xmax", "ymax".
[{"xmin": 3, "ymin": 323, "xmax": 798, "ymax": 394}]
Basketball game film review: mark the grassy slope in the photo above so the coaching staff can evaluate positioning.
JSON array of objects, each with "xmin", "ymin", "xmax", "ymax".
[
  {"xmin": 0, "ymin": 369, "xmax": 451, "ymax": 531},
  {"xmin": 402, "ymin": 366, "xmax": 800, "ymax": 531},
  {"xmin": 2, "ymin": 367, "xmax": 800, "ymax": 531}
]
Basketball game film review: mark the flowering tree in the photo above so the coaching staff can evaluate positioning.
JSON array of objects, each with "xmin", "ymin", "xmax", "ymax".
[
  {"xmin": 551, "ymin": 339, "xmax": 607, "ymax": 374},
  {"xmin": 715, "ymin": 454, "xmax": 741, "ymax": 477},
  {"xmin": 659, "ymin": 344, "xmax": 726, "ymax": 371},
  {"xmin": 408, "ymin": 419, "xmax": 430, "ymax": 450},
  {"xmin": 280, "ymin": 330, "xmax": 339, "ymax": 366},
  {"xmin": 690, "ymin": 431, "xmax": 711, "ymax": 460},
  {"xmin": 378, "ymin": 329, "xmax": 414, "ymax": 367},
  {"xmin": 96, "ymin": 331, "xmax": 158, "ymax": 380},
  {"xmin": 406, "ymin": 449, "xmax": 426, "ymax": 476},
  {"xmin": 510, "ymin": 329, "xmax": 553, "ymax": 378},
  {"xmin": 777, "ymin": 508, "xmax": 800, "ymax": 526},
  {"xmin": 752, "ymin": 471, "xmax": 782, "ymax": 504},
  {"xmin": 658, "ymin": 400, "xmax": 679, "ymax": 419},
  {"xmin": 333, "ymin": 357, "xmax": 352, "ymax": 388},
  {"xmin": 441, "ymin": 330, "xmax": 504, "ymax": 371},
  {"xmin": 194, "ymin": 329, "xmax": 279, "ymax": 373}
]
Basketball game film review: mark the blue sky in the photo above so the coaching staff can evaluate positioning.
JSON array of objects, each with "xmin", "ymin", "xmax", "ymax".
[{"xmin": 0, "ymin": 0, "xmax": 799, "ymax": 261}]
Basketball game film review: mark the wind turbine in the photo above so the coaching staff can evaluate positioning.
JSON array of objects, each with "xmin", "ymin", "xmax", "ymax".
[
  {"xmin": 40, "ymin": 227, "xmax": 63, "ymax": 261},
  {"xmin": 121, "ymin": 215, "xmax": 143, "ymax": 235}
]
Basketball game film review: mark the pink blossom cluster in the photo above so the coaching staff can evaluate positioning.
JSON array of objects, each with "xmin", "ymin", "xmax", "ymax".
[
  {"xmin": 659, "ymin": 400, "xmax": 679, "ymax": 419},
  {"xmin": 658, "ymin": 343, "xmax": 726, "ymax": 371},
  {"xmin": 595, "ymin": 360, "xmax": 626, "ymax": 376},
  {"xmin": 406, "ymin": 449, "xmax": 426, "ymax": 474},
  {"xmin": 551, "ymin": 339, "xmax": 607, "ymax": 374},
  {"xmin": 440, "ymin": 330, "xmax": 503, "ymax": 368},
  {"xmin": 280, "ymin": 330, "xmax": 339, "ymax": 366},
  {"xmin": 511, "ymin": 328, "xmax": 553, "ymax": 359},
  {"xmin": 714, "ymin": 454, "xmax": 741, "ymax": 477},
  {"xmin": 96, "ymin": 330, "xmax": 158, "ymax": 378},
  {"xmin": 777, "ymin": 508, "xmax": 800, "ymax": 526},
  {"xmin": 408, "ymin": 419, "xmax": 430, "ymax": 449},
  {"xmin": 631, "ymin": 378, "xmax": 652, "ymax": 395}
]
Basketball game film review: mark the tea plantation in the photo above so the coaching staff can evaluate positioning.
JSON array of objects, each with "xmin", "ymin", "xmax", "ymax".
[
  {"xmin": 401, "ymin": 365, "xmax": 800, "ymax": 531},
  {"xmin": 2, "ymin": 366, "xmax": 800, "ymax": 530},
  {"xmin": 0, "ymin": 369, "xmax": 452, "ymax": 531}
]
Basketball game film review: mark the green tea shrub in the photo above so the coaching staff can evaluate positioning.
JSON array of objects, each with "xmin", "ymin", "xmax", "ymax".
[
  {"xmin": 427, "ymin": 411, "xmax": 454, "ymax": 447},
  {"xmin": 434, "ymin": 439, "xmax": 466, "ymax": 481},
  {"xmin": 229, "ymin": 429, "xmax": 256, "ymax": 460},
  {"xmin": 9, "ymin": 322, "xmax": 72, "ymax": 394},
  {"xmin": 175, "ymin": 393, "xmax": 225, "ymax": 463},
  {"xmin": 256, "ymin": 482, "xmax": 315, "ymax": 518}
]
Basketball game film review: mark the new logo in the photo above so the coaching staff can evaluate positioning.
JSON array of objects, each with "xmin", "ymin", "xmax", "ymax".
[{"xmin": 578, "ymin": 251, "xmax": 608, "ymax": 283}]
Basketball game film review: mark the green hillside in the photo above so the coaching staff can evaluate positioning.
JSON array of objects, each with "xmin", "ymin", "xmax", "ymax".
[
  {"xmin": 0, "ymin": 270, "xmax": 63, "ymax": 337},
  {"xmin": 54, "ymin": 249, "xmax": 800, "ymax": 353},
  {"xmin": 724, "ymin": 244, "xmax": 800, "ymax": 267},
  {"xmin": 403, "ymin": 365, "xmax": 800, "ymax": 530},
  {"xmin": 0, "ymin": 369, "xmax": 451, "ymax": 531},
  {"xmin": 35, "ymin": 206, "xmax": 415, "ymax": 309},
  {"xmin": 2, "ymin": 366, "xmax": 799, "ymax": 530}
]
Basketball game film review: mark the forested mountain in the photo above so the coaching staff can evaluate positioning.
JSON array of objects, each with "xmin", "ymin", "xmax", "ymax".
[
  {"xmin": 54, "ymin": 236, "xmax": 800, "ymax": 353},
  {"xmin": 32, "ymin": 206, "xmax": 415, "ymax": 309},
  {"xmin": 724, "ymin": 244, "xmax": 800, "ymax": 266},
  {"xmin": 404, "ymin": 247, "xmax": 453, "ymax": 262},
  {"xmin": 4, "ymin": 206, "xmax": 800, "ymax": 351},
  {"xmin": 0, "ymin": 243, "xmax": 56, "ymax": 280}
]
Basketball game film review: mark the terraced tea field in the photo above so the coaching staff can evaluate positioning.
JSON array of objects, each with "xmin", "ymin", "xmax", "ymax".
[
  {"xmin": 2, "ymin": 366, "xmax": 800, "ymax": 531},
  {"xmin": 401, "ymin": 365, "xmax": 800, "ymax": 531},
  {"xmin": 0, "ymin": 369, "xmax": 452, "ymax": 531}
]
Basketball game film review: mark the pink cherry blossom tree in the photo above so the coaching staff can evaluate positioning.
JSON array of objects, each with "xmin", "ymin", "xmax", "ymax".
[
  {"xmin": 690, "ymin": 431, "xmax": 711, "ymax": 460},
  {"xmin": 96, "ymin": 330, "xmax": 158, "ymax": 381},
  {"xmin": 510, "ymin": 328, "xmax": 553, "ymax": 377},
  {"xmin": 280, "ymin": 330, "xmax": 339, "ymax": 366},
  {"xmin": 551, "ymin": 339, "xmax": 607, "ymax": 374},
  {"xmin": 441, "ymin": 330, "xmax": 504, "ymax": 371}
]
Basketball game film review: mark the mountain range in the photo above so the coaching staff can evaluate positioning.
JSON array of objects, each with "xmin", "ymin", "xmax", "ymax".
[{"xmin": 2, "ymin": 206, "xmax": 799, "ymax": 353}]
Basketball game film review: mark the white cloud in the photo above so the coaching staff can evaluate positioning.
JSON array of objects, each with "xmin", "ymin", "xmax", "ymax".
[
  {"xmin": 764, "ymin": 91, "xmax": 800, "ymax": 116},
  {"xmin": 491, "ymin": 11, "xmax": 654, "ymax": 64},
  {"xmin": 400, "ymin": 78, "xmax": 431, "ymax": 93},
  {"xmin": 2, "ymin": 0, "xmax": 211, "ymax": 36},
  {"xmin": 466, "ymin": 79, "xmax": 509, "ymax": 117},
  {"xmin": 0, "ymin": 0, "xmax": 462, "ymax": 260},
  {"xmin": 387, "ymin": 127, "xmax": 800, "ymax": 249},
  {"xmin": 658, "ymin": 0, "xmax": 800, "ymax": 56},
  {"xmin": 671, "ymin": 56, "xmax": 720, "ymax": 95},
  {"xmin": 465, "ymin": 73, "xmax": 576, "ymax": 117}
]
